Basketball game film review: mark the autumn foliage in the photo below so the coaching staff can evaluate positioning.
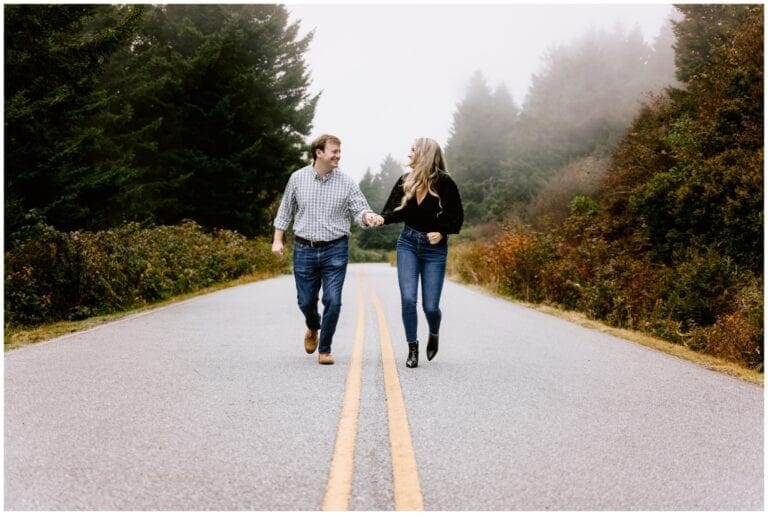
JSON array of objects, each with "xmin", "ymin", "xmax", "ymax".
[{"xmin": 451, "ymin": 5, "xmax": 763, "ymax": 369}]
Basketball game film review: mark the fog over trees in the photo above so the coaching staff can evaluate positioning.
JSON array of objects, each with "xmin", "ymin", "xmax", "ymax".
[
  {"xmin": 446, "ymin": 22, "xmax": 679, "ymax": 227},
  {"xmin": 358, "ymin": 20, "xmax": 680, "ymax": 231}
]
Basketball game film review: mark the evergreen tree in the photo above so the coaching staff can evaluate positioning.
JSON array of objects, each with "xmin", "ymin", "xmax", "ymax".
[
  {"xmin": 445, "ymin": 71, "xmax": 519, "ymax": 185},
  {"xmin": 624, "ymin": 4, "xmax": 763, "ymax": 272},
  {"xmin": 444, "ymin": 71, "xmax": 520, "ymax": 223},
  {"xmin": 5, "ymin": 5, "xmax": 144, "ymax": 239},
  {"xmin": 373, "ymin": 154, "xmax": 406, "ymax": 211},
  {"xmin": 357, "ymin": 155, "xmax": 403, "ymax": 250},
  {"xmin": 99, "ymin": 5, "xmax": 318, "ymax": 236},
  {"xmin": 505, "ymin": 27, "xmax": 659, "ymax": 196},
  {"xmin": 489, "ymin": 24, "xmax": 680, "ymax": 226},
  {"xmin": 672, "ymin": 4, "xmax": 747, "ymax": 84},
  {"xmin": 358, "ymin": 167, "xmax": 376, "ymax": 207},
  {"xmin": 648, "ymin": 17, "xmax": 681, "ymax": 92}
]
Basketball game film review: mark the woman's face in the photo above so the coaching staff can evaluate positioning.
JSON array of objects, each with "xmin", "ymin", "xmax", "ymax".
[{"xmin": 408, "ymin": 142, "xmax": 418, "ymax": 166}]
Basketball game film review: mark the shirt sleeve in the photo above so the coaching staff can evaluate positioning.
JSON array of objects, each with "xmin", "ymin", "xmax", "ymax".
[
  {"xmin": 273, "ymin": 175, "xmax": 297, "ymax": 231},
  {"xmin": 435, "ymin": 174, "xmax": 464, "ymax": 235},
  {"xmin": 348, "ymin": 180, "xmax": 373, "ymax": 228},
  {"xmin": 381, "ymin": 175, "xmax": 407, "ymax": 225}
]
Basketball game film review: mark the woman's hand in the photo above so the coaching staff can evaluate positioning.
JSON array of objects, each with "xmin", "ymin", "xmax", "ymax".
[
  {"xmin": 427, "ymin": 232, "xmax": 443, "ymax": 244},
  {"xmin": 364, "ymin": 212, "xmax": 384, "ymax": 227}
]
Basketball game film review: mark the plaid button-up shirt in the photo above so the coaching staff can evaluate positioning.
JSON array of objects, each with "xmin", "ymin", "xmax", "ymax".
[{"xmin": 274, "ymin": 165, "xmax": 372, "ymax": 241}]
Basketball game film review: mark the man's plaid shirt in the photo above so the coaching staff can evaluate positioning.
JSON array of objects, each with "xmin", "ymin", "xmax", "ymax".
[{"xmin": 274, "ymin": 165, "xmax": 372, "ymax": 241}]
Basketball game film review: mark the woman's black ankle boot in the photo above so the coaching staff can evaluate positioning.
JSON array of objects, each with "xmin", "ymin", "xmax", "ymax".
[
  {"xmin": 426, "ymin": 333, "xmax": 439, "ymax": 361},
  {"xmin": 406, "ymin": 342, "xmax": 419, "ymax": 368}
]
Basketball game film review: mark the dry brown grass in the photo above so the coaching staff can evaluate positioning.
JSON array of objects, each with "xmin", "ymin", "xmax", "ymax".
[
  {"xmin": 5, "ymin": 269, "xmax": 284, "ymax": 351},
  {"xmin": 449, "ymin": 279, "xmax": 763, "ymax": 387}
]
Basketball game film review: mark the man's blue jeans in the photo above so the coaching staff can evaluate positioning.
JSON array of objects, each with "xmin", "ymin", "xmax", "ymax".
[
  {"xmin": 396, "ymin": 225, "xmax": 448, "ymax": 344},
  {"xmin": 293, "ymin": 238, "xmax": 349, "ymax": 354}
]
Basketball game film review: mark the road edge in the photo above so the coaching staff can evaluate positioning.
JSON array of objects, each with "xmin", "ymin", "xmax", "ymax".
[{"xmin": 447, "ymin": 276, "xmax": 763, "ymax": 387}]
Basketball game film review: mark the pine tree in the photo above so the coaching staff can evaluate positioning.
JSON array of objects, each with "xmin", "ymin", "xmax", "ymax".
[
  {"xmin": 99, "ymin": 5, "xmax": 318, "ymax": 236},
  {"xmin": 5, "ymin": 5, "xmax": 144, "ymax": 240},
  {"xmin": 625, "ymin": 4, "xmax": 763, "ymax": 271},
  {"xmin": 672, "ymin": 4, "xmax": 746, "ymax": 84},
  {"xmin": 502, "ymin": 25, "xmax": 677, "ymax": 216},
  {"xmin": 356, "ymin": 155, "xmax": 404, "ymax": 250},
  {"xmin": 444, "ymin": 71, "xmax": 520, "ymax": 223}
]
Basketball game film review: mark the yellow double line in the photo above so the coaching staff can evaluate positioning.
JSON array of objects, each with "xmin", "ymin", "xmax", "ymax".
[{"xmin": 322, "ymin": 271, "xmax": 424, "ymax": 511}]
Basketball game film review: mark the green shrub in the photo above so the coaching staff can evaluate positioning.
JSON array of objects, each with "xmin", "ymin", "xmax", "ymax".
[
  {"xmin": 450, "ymin": 225, "xmax": 762, "ymax": 369},
  {"xmin": 5, "ymin": 221, "xmax": 287, "ymax": 327},
  {"xmin": 660, "ymin": 248, "xmax": 740, "ymax": 331}
]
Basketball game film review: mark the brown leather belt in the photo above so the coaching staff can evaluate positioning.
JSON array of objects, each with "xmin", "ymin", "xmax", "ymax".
[{"xmin": 294, "ymin": 235, "xmax": 348, "ymax": 248}]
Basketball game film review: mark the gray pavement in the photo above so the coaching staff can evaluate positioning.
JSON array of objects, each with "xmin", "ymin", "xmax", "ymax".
[{"xmin": 5, "ymin": 263, "xmax": 764, "ymax": 510}]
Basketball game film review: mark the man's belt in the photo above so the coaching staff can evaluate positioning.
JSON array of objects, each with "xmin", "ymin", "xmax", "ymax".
[{"xmin": 294, "ymin": 235, "xmax": 348, "ymax": 248}]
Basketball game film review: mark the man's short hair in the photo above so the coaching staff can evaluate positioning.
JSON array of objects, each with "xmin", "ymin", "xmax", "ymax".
[{"xmin": 311, "ymin": 134, "xmax": 341, "ymax": 162}]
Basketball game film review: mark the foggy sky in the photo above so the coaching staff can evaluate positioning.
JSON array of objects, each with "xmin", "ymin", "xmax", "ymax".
[{"xmin": 287, "ymin": 3, "xmax": 675, "ymax": 183}]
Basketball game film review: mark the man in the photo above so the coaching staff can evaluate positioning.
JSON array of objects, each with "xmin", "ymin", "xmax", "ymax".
[{"xmin": 272, "ymin": 134, "xmax": 381, "ymax": 365}]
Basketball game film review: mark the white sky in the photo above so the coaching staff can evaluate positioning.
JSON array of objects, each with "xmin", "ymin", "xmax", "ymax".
[{"xmin": 286, "ymin": 2, "xmax": 676, "ymax": 182}]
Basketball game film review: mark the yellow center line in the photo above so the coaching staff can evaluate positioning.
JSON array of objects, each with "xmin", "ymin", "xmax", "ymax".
[
  {"xmin": 366, "ymin": 272, "xmax": 424, "ymax": 511},
  {"xmin": 322, "ymin": 274, "xmax": 365, "ymax": 511}
]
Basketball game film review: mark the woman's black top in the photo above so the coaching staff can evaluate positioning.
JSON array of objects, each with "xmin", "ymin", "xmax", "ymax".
[{"xmin": 380, "ymin": 172, "xmax": 464, "ymax": 235}]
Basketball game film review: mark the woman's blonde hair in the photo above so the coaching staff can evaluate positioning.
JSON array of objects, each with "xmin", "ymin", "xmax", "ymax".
[{"xmin": 395, "ymin": 137, "xmax": 447, "ymax": 212}]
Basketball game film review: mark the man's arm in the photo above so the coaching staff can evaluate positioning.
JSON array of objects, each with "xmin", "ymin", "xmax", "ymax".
[
  {"xmin": 272, "ymin": 176, "xmax": 296, "ymax": 256},
  {"xmin": 348, "ymin": 180, "xmax": 376, "ymax": 228}
]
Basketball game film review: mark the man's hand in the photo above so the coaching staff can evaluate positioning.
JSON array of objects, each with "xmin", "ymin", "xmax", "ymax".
[
  {"xmin": 364, "ymin": 212, "xmax": 384, "ymax": 227},
  {"xmin": 272, "ymin": 240, "xmax": 285, "ymax": 257}
]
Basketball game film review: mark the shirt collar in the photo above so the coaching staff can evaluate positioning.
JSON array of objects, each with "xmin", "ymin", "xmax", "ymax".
[{"xmin": 312, "ymin": 165, "xmax": 337, "ymax": 182}]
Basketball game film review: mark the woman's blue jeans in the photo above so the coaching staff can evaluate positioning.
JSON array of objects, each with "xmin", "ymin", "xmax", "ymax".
[
  {"xmin": 396, "ymin": 225, "xmax": 448, "ymax": 344},
  {"xmin": 293, "ymin": 238, "xmax": 348, "ymax": 354}
]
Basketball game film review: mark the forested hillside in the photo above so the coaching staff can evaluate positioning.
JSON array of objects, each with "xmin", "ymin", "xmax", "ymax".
[
  {"xmin": 449, "ymin": 5, "xmax": 763, "ymax": 368},
  {"xmin": 449, "ymin": 23, "xmax": 678, "ymax": 226}
]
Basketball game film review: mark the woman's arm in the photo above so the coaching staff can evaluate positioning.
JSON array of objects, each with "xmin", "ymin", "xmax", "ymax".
[
  {"xmin": 381, "ymin": 174, "xmax": 407, "ymax": 225},
  {"xmin": 435, "ymin": 174, "xmax": 464, "ymax": 235}
]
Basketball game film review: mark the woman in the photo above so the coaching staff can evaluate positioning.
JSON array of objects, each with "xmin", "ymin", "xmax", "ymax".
[{"xmin": 379, "ymin": 138, "xmax": 464, "ymax": 368}]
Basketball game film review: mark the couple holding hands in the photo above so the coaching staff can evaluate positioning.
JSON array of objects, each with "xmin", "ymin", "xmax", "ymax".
[{"xmin": 272, "ymin": 134, "xmax": 464, "ymax": 368}]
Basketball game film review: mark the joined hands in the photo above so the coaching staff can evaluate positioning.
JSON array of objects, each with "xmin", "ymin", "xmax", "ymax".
[{"xmin": 364, "ymin": 212, "xmax": 385, "ymax": 227}]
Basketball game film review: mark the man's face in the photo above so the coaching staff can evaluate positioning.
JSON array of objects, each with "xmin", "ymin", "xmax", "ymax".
[{"xmin": 316, "ymin": 143, "xmax": 341, "ymax": 169}]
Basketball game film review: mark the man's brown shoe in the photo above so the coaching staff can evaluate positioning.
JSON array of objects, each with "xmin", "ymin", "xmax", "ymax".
[
  {"xmin": 305, "ymin": 329, "xmax": 319, "ymax": 354},
  {"xmin": 318, "ymin": 353, "xmax": 335, "ymax": 365}
]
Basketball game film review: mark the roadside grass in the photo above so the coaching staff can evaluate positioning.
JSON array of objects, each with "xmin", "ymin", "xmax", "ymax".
[
  {"xmin": 8, "ymin": 261, "xmax": 763, "ymax": 387},
  {"xmin": 4, "ymin": 269, "xmax": 287, "ymax": 352},
  {"xmin": 446, "ymin": 274, "xmax": 763, "ymax": 387},
  {"xmin": 532, "ymin": 304, "xmax": 764, "ymax": 386}
]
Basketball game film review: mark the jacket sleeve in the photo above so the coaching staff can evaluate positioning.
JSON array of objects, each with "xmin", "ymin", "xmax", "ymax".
[
  {"xmin": 435, "ymin": 174, "xmax": 464, "ymax": 235},
  {"xmin": 381, "ymin": 175, "xmax": 407, "ymax": 225}
]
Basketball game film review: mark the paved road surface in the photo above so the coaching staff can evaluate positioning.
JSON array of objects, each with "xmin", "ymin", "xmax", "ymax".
[{"xmin": 5, "ymin": 263, "xmax": 763, "ymax": 510}]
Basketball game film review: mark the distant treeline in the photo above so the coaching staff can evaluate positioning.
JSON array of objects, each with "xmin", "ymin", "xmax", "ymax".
[
  {"xmin": 443, "ymin": 5, "xmax": 761, "ymax": 368},
  {"xmin": 359, "ymin": 18, "xmax": 678, "ymax": 227},
  {"xmin": 5, "ymin": 5, "xmax": 316, "ymax": 244}
]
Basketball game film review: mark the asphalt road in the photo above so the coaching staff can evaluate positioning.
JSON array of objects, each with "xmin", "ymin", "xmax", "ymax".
[{"xmin": 5, "ymin": 263, "xmax": 763, "ymax": 510}]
